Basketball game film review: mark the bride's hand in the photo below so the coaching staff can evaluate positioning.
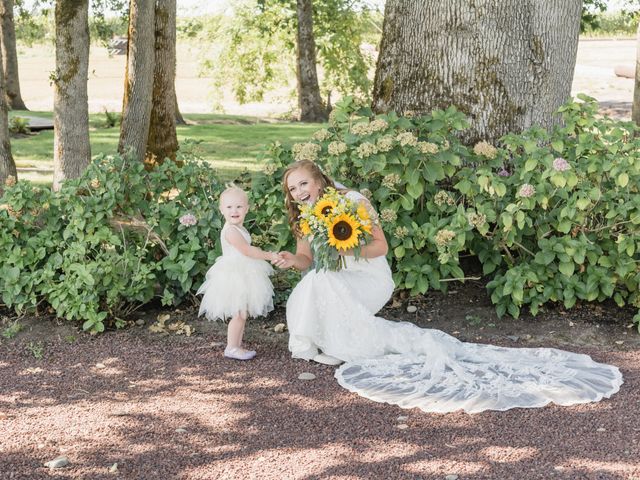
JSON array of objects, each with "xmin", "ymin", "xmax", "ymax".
[{"xmin": 273, "ymin": 251, "xmax": 296, "ymax": 269}]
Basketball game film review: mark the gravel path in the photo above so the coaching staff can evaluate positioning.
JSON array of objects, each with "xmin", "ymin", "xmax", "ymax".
[{"xmin": 0, "ymin": 327, "xmax": 638, "ymax": 480}]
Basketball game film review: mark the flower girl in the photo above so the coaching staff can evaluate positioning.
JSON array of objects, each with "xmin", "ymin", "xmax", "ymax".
[{"xmin": 198, "ymin": 186, "xmax": 277, "ymax": 360}]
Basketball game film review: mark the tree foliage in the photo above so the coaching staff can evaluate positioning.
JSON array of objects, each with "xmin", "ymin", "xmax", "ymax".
[{"xmin": 203, "ymin": 0, "xmax": 377, "ymax": 109}]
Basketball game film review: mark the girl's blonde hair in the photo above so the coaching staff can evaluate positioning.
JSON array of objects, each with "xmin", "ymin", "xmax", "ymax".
[
  {"xmin": 282, "ymin": 160, "xmax": 337, "ymax": 238},
  {"xmin": 219, "ymin": 184, "xmax": 248, "ymax": 208}
]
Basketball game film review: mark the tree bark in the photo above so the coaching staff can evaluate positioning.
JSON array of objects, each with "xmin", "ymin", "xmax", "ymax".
[
  {"xmin": 295, "ymin": 0, "xmax": 326, "ymax": 122},
  {"xmin": 0, "ymin": 0, "xmax": 27, "ymax": 110},
  {"xmin": 0, "ymin": 50, "xmax": 16, "ymax": 194},
  {"xmin": 119, "ymin": 0, "xmax": 155, "ymax": 162},
  {"xmin": 372, "ymin": 0, "xmax": 582, "ymax": 143},
  {"xmin": 53, "ymin": 0, "xmax": 91, "ymax": 191},
  {"xmin": 175, "ymin": 91, "xmax": 185, "ymax": 125},
  {"xmin": 145, "ymin": 0, "xmax": 178, "ymax": 166},
  {"xmin": 632, "ymin": 21, "xmax": 640, "ymax": 126}
]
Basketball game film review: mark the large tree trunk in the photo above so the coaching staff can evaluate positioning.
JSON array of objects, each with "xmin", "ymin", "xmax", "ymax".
[
  {"xmin": 295, "ymin": 0, "xmax": 326, "ymax": 122},
  {"xmin": 372, "ymin": 0, "xmax": 582, "ymax": 143},
  {"xmin": 0, "ymin": 51, "xmax": 15, "ymax": 194},
  {"xmin": 119, "ymin": 0, "xmax": 155, "ymax": 162},
  {"xmin": 632, "ymin": 21, "xmax": 640, "ymax": 126},
  {"xmin": 146, "ymin": 0, "xmax": 178, "ymax": 167},
  {"xmin": 175, "ymin": 91, "xmax": 185, "ymax": 125},
  {"xmin": 53, "ymin": 0, "xmax": 90, "ymax": 191},
  {"xmin": 0, "ymin": 0, "xmax": 27, "ymax": 110}
]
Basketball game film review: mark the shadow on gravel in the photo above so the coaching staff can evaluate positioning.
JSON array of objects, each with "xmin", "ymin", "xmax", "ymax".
[{"xmin": 0, "ymin": 328, "xmax": 638, "ymax": 479}]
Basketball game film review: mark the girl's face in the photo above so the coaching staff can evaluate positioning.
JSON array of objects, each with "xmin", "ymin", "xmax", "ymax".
[
  {"xmin": 286, "ymin": 168, "xmax": 323, "ymax": 204},
  {"xmin": 219, "ymin": 190, "xmax": 249, "ymax": 226}
]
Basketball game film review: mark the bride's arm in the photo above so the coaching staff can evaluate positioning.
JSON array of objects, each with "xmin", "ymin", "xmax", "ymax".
[
  {"xmin": 359, "ymin": 223, "xmax": 388, "ymax": 258},
  {"xmin": 275, "ymin": 237, "xmax": 313, "ymax": 270}
]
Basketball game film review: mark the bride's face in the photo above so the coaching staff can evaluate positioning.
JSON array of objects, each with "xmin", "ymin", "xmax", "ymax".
[{"xmin": 286, "ymin": 168, "xmax": 323, "ymax": 204}]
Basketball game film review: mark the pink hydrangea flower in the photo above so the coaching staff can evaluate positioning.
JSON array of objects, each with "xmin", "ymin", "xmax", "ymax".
[
  {"xmin": 497, "ymin": 168, "xmax": 511, "ymax": 177},
  {"xmin": 552, "ymin": 157, "xmax": 570, "ymax": 172},
  {"xmin": 179, "ymin": 213, "xmax": 197, "ymax": 227},
  {"xmin": 518, "ymin": 184, "xmax": 535, "ymax": 198}
]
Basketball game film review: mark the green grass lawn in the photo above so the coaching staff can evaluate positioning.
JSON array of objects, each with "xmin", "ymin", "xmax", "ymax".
[{"xmin": 10, "ymin": 111, "xmax": 322, "ymax": 180}]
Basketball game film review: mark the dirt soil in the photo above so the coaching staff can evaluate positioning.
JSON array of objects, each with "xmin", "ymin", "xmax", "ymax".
[{"xmin": 1, "ymin": 282, "xmax": 638, "ymax": 480}]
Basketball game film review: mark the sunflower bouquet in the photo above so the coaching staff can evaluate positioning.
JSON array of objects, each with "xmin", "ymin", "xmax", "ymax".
[{"xmin": 298, "ymin": 188, "xmax": 374, "ymax": 271}]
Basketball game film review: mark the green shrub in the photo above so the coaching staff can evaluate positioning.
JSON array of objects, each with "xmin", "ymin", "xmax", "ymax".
[
  {"xmin": 9, "ymin": 116, "xmax": 31, "ymax": 135},
  {"xmin": 0, "ymin": 153, "xmax": 224, "ymax": 333},
  {"xmin": 254, "ymin": 94, "xmax": 640, "ymax": 327},
  {"xmin": 102, "ymin": 110, "xmax": 120, "ymax": 128}
]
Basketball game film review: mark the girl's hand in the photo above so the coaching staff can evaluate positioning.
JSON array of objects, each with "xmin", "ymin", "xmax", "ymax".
[
  {"xmin": 339, "ymin": 248, "xmax": 354, "ymax": 257},
  {"xmin": 273, "ymin": 251, "xmax": 296, "ymax": 269},
  {"xmin": 267, "ymin": 251, "xmax": 280, "ymax": 263}
]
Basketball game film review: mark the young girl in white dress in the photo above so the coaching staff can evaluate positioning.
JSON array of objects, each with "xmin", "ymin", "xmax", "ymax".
[{"xmin": 198, "ymin": 186, "xmax": 278, "ymax": 360}]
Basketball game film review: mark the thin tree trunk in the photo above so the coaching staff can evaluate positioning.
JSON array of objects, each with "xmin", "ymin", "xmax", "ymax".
[
  {"xmin": 0, "ymin": 50, "xmax": 16, "ymax": 194},
  {"xmin": 53, "ymin": 0, "xmax": 91, "ymax": 191},
  {"xmin": 146, "ymin": 0, "xmax": 178, "ymax": 166},
  {"xmin": 119, "ymin": 0, "xmax": 155, "ymax": 162},
  {"xmin": 372, "ymin": 0, "xmax": 582, "ymax": 143},
  {"xmin": 295, "ymin": 0, "xmax": 326, "ymax": 122},
  {"xmin": 175, "ymin": 91, "xmax": 185, "ymax": 125},
  {"xmin": 0, "ymin": 0, "xmax": 26, "ymax": 110},
  {"xmin": 632, "ymin": 21, "xmax": 640, "ymax": 126}
]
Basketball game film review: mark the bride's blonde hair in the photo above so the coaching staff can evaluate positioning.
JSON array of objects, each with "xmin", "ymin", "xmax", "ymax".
[{"xmin": 283, "ymin": 160, "xmax": 336, "ymax": 238}]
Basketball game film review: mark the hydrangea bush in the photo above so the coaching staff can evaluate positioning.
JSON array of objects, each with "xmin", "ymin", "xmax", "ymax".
[
  {"xmin": 254, "ymin": 94, "xmax": 640, "ymax": 326},
  {"xmin": 0, "ymin": 154, "xmax": 224, "ymax": 332},
  {"xmin": 2, "ymin": 95, "xmax": 639, "ymax": 332}
]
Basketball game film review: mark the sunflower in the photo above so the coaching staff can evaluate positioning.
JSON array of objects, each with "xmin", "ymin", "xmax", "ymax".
[
  {"xmin": 313, "ymin": 198, "xmax": 338, "ymax": 222},
  {"xmin": 328, "ymin": 213, "xmax": 362, "ymax": 251},
  {"xmin": 357, "ymin": 204, "xmax": 372, "ymax": 233},
  {"xmin": 299, "ymin": 218, "xmax": 312, "ymax": 236}
]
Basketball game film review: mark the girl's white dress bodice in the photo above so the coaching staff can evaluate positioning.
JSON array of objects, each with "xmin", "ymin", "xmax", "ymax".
[
  {"xmin": 286, "ymin": 191, "xmax": 623, "ymax": 413},
  {"xmin": 197, "ymin": 224, "xmax": 273, "ymax": 321}
]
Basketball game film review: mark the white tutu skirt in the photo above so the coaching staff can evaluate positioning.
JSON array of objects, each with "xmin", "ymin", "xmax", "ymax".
[{"xmin": 197, "ymin": 255, "xmax": 274, "ymax": 320}]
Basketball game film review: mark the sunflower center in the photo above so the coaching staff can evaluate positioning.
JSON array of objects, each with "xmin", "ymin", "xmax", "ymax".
[
  {"xmin": 321, "ymin": 206, "xmax": 333, "ymax": 216},
  {"xmin": 332, "ymin": 221, "xmax": 353, "ymax": 240}
]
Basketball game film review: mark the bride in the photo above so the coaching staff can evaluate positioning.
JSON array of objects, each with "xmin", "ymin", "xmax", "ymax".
[{"xmin": 273, "ymin": 160, "xmax": 623, "ymax": 414}]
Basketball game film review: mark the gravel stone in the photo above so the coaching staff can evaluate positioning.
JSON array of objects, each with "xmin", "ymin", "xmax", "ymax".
[
  {"xmin": 44, "ymin": 456, "xmax": 69, "ymax": 469},
  {"xmin": 298, "ymin": 372, "xmax": 316, "ymax": 380}
]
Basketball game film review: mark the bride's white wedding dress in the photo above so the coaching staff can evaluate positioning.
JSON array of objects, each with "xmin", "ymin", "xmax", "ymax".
[{"xmin": 286, "ymin": 192, "xmax": 623, "ymax": 414}]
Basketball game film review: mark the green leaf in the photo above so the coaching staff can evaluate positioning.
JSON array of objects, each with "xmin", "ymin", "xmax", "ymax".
[
  {"xmin": 406, "ymin": 181, "xmax": 424, "ymax": 199},
  {"xmin": 576, "ymin": 198, "xmax": 590, "ymax": 210},
  {"xmin": 400, "ymin": 195, "xmax": 414, "ymax": 210},
  {"xmin": 455, "ymin": 179, "xmax": 472, "ymax": 195},
  {"xmin": 559, "ymin": 261, "xmax": 575, "ymax": 277},
  {"xmin": 423, "ymin": 162, "xmax": 445, "ymax": 182},
  {"xmin": 550, "ymin": 174, "xmax": 566, "ymax": 188},
  {"xmin": 523, "ymin": 140, "xmax": 537, "ymax": 154},
  {"xmin": 551, "ymin": 140, "xmax": 564, "ymax": 152},
  {"xmin": 501, "ymin": 213, "xmax": 513, "ymax": 229},
  {"xmin": 524, "ymin": 158, "xmax": 537, "ymax": 172},
  {"xmin": 617, "ymin": 173, "xmax": 629, "ymax": 188},
  {"xmin": 557, "ymin": 220, "xmax": 571, "ymax": 233}
]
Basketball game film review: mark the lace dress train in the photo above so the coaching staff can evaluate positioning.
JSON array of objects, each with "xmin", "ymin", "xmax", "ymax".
[{"xmin": 286, "ymin": 255, "xmax": 623, "ymax": 414}]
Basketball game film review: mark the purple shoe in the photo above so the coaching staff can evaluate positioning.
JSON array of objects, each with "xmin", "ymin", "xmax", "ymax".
[{"xmin": 224, "ymin": 346, "xmax": 257, "ymax": 361}]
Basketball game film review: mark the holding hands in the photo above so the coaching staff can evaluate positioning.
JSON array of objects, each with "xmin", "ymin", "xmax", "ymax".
[{"xmin": 271, "ymin": 251, "xmax": 296, "ymax": 269}]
